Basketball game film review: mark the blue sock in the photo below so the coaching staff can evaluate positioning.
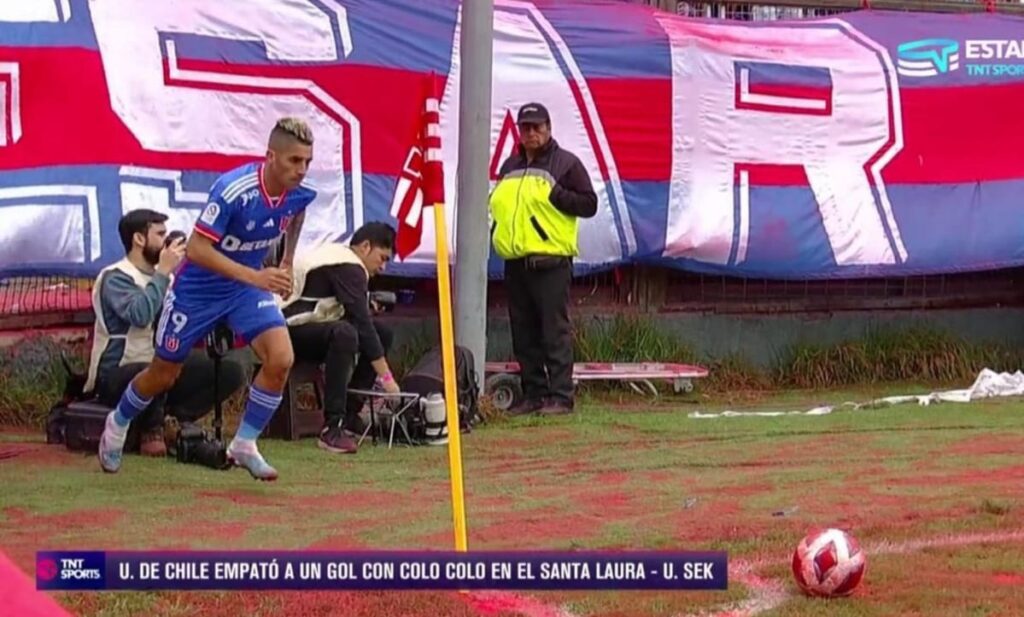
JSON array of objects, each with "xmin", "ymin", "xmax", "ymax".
[
  {"xmin": 112, "ymin": 382, "xmax": 152, "ymax": 428},
  {"xmin": 236, "ymin": 385, "xmax": 283, "ymax": 441}
]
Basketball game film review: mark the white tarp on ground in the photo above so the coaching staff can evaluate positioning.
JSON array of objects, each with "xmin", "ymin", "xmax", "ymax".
[{"xmin": 688, "ymin": 369, "xmax": 1024, "ymax": 419}]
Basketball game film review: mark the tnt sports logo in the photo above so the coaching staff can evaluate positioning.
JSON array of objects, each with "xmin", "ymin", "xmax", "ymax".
[
  {"xmin": 896, "ymin": 39, "xmax": 959, "ymax": 77},
  {"xmin": 37, "ymin": 554, "xmax": 103, "ymax": 585},
  {"xmin": 37, "ymin": 558, "xmax": 58, "ymax": 581}
]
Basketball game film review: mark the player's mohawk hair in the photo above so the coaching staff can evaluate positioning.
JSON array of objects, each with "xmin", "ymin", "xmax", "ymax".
[{"xmin": 271, "ymin": 117, "xmax": 314, "ymax": 146}]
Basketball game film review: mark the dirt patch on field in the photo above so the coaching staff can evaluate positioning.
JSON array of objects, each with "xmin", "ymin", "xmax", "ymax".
[
  {"xmin": 0, "ymin": 441, "xmax": 81, "ymax": 467},
  {"xmin": 672, "ymin": 498, "xmax": 762, "ymax": 544},
  {"xmin": 417, "ymin": 509, "xmax": 606, "ymax": 550},
  {"xmin": 882, "ymin": 465, "xmax": 1024, "ymax": 489},
  {"xmin": 1, "ymin": 507, "xmax": 127, "ymax": 574},
  {"xmin": 4, "ymin": 506, "xmax": 125, "ymax": 530},
  {"xmin": 947, "ymin": 435, "xmax": 1024, "ymax": 456},
  {"xmin": 157, "ymin": 521, "xmax": 252, "ymax": 544},
  {"xmin": 194, "ymin": 490, "xmax": 282, "ymax": 507},
  {"xmin": 474, "ymin": 429, "xmax": 580, "ymax": 452},
  {"xmin": 65, "ymin": 590, "xmax": 499, "ymax": 617},
  {"xmin": 993, "ymin": 573, "xmax": 1024, "ymax": 586}
]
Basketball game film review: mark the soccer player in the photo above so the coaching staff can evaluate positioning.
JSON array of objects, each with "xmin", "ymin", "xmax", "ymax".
[{"xmin": 98, "ymin": 117, "xmax": 319, "ymax": 481}]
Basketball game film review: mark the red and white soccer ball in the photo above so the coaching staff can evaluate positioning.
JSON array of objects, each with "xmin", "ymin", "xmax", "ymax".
[{"xmin": 791, "ymin": 528, "xmax": 867, "ymax": 598}]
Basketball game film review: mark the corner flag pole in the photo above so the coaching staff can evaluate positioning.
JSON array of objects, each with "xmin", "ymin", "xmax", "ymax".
[
  {"xmin": 417, "ymin": 69, "xmax": 467, "ymax": 553},
  {"xmin": 432, "ymin": 200, "xmax": 468, "ymax": 552}
]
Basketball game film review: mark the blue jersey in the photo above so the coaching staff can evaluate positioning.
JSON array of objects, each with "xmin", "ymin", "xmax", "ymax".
[{"xmin": 174, "ymin": 162, "xmax": 317, "ymax": 295}]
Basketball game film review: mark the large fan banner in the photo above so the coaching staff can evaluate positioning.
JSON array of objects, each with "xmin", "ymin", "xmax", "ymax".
[{"xmin": 0, "ymin": 0, "xmax": 1022, "ymax": 279}]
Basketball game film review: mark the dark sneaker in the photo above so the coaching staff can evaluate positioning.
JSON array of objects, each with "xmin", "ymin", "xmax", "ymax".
[
  {"xmin": 342, "ymin": 414, "xmax": 369, "ymax": 438},
  {"xmin": 505, "ymin": 398, "xmax": 543, "ymax": 416},
  {"xmin": 318, "ymin": 425, "xmax": 358, "ymax": 454},
  {"xmin": 539, "ymin": 398, "xmax": 575, "ymax": 415}
]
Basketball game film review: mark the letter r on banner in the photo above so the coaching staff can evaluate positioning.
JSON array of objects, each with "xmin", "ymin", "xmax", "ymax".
[{"xmin": 657, "ymin": 18, "xmax": 906, "ymax": 267}]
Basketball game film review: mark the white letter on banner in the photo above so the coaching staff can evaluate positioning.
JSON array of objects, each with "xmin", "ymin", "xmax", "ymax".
[
  {"xmin": 436, "ymin": 1, "xmax": 636, "ymax": 266},
  {"xmin": 0, "ymin": 2, "xmax": 102, "ymax": 270},
  {"xmin": 656, "ymin": 17, "xmax": 906, "ymax": 267},
  {"xmin": 90, "ymin": 0, "xmax": 360, "ymax": 246},
  {"xmin": 0, "ymin": 0, "xmax": 69, "ymax": 22}
]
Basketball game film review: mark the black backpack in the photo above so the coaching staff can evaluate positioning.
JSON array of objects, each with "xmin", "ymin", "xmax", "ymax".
[{"xmin": 399, "ymin": 345, "xmax": 482, "ymax": 436}]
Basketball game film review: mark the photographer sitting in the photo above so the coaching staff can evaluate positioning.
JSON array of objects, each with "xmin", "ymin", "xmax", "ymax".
[
  {"xmin": 83, "ymin": 209, "xmax": 247, "ymax": 456},
  {"xmin": 280, "ymin": 222, "xmax": 399, "ymax": 455}
]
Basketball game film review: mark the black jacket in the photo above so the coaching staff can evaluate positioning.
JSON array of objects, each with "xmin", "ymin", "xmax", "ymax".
[
  {"xmin": 497, "ymin": 138, "xmax": 598, "ymax": 219},
  {"xmin": 283, "ymin": 264, "xmax": 384, "ymax": 362}
]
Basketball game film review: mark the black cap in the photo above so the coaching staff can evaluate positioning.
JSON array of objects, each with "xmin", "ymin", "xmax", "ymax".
[{"xmin": 516, "ymin": 102, "xmax": 550, "ymax": 125}]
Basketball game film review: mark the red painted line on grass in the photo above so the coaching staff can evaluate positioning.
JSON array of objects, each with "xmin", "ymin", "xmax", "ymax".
[{"xmin": 462, "ymin": 590, "xmax": 578, "ymax": 617}]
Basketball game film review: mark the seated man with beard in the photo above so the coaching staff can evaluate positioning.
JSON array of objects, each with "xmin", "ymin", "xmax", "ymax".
[{"xmin": 83, "ymin": 209, "xmax": 246, "ymax": 456}]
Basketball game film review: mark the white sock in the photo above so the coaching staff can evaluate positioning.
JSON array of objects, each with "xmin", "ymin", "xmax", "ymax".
[
  {"xmin": 229, "ymin": 436, "xmax": 257, "ymax": 452},
  {"xmin": 105, "ymin": 412, "xmax": 128, "ymax": 442}
]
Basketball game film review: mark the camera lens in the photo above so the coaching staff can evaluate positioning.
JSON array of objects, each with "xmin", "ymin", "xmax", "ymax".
[{"xmin": 165, "ymin": 231, "xmax": 186, "ymax": 247}]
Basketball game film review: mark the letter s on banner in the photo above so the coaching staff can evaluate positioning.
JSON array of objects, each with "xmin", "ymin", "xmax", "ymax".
[
  {"xmin": 0, "ymin": 0, "xmax": 70, "ymax": 23},
  {"xmin": 656, "ymin": 17, "xmax": 906, "ymax": 268},
  {"xmin": 89, "ymin": 0, "xmax": 362, "ymax": 243}
]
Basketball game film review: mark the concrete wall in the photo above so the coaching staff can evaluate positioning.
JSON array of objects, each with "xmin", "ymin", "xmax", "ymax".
[
  {"xmin": 9, "ymin": 306, "xmax": 1021, "ymax": 372},
  {"xmin": 384, "ymin": 307, "xmax": 1024, "ymax": 369}
]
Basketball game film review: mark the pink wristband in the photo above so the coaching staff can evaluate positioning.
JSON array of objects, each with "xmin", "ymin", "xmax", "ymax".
[{"xmin": 379, "ymin": 372, "xmax": 394, "ymax": 384}]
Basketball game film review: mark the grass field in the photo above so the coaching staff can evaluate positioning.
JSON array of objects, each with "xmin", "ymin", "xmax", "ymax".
[{"xmin": 1, "ymin": 383, "xmax": 1023, "ymax": 617}]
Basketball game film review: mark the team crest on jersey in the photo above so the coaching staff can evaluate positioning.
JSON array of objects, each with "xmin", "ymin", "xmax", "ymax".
[
  {"xmin": 164, "ymin": 336, "xmax": 180, "ymax": 353},
  {"xmin": 279, "ymin": 215, "xmax": 293, "ymax": 232},
  {"xmin": 200, "ymin": 202, "xmax": 219, "ymax": 225}
]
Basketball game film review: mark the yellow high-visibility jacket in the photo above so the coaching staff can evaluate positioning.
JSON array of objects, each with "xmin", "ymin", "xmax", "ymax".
[{"xmin": 488, "ymin": 138, "xmax": 598, "ymax": 261}]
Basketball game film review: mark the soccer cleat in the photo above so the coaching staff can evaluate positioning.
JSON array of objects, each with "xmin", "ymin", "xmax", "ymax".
[
  {"xmin": 226, "ymin": 442, "xmax": 278, "ymax": 481},
  {"xmin": 97, "ymin": 413, "xmax": 127, "ymax": 474}
]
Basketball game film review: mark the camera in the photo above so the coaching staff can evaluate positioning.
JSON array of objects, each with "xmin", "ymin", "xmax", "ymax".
[
  {"xmin": 175, "ymin": 323, "xmax": 233, "ymax": 471},
  {"xmin": 164, "ymin": 230, "xmax": 186, "ymax": 247},
  {"xmin": 369, "ymin": 290, "xmax": 397, "ymax": 313},
  {"xmin": 175, "ymin": 422, "xmax": 229, "ymax": 469}
]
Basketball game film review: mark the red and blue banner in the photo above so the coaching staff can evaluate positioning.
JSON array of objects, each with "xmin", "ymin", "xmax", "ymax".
[{"xmin": 1, "ymin": 0, "xmax": 1022, "ymax": 279}]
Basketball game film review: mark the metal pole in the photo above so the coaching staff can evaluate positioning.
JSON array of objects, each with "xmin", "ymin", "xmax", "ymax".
[{"xmin": 454, "ymin": 0, "xmax": 494, "ymax": 383}]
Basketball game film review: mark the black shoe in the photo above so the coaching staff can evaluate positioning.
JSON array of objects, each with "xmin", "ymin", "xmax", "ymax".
[
  {"xmin": 506, "ymin": 398, "xmax": 543, "ymax": 416},
  {"xmin": 539, "ymin": 398, "xmax": 574, "ymax": 415}
]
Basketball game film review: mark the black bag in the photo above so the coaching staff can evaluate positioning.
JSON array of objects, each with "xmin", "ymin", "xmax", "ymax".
[
  {"xmin": 45, "ymin": 351, "xmax": 113, "ymax": 453},
  {"xmin": 50, "ymin": 401, "xmax": 113, "ymax": 452},
  {"xmin": 399, "ymin": 345, "xmax": 482, "ymax": 436}
]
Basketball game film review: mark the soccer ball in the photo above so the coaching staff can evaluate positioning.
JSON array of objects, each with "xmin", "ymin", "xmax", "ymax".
[{"xmin": 791, "ymin": 528, "xmax": 867, "ymax": 598}]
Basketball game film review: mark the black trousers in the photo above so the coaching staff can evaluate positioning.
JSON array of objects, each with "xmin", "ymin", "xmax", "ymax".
[
  {"xmin": 289, "ymin": 319, "xmax": 393, "ymax": 430},
  {"xmin": 96, "ymin": 350, "xmax": 247, "ymax": 452},
  {"xmin": 504, "ymin": 256, "xmax": 574, "ymax": 404}
]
